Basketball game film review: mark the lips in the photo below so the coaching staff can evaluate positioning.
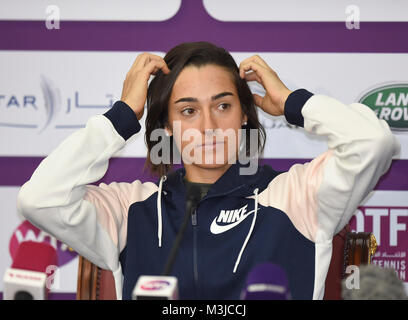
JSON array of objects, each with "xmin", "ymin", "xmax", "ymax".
[{"xmin": 197, "ymin": 141, "xmax": 225, "ymax": 149}]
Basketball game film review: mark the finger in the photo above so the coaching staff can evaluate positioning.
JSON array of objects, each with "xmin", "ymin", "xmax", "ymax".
[
  {"xmin": 145, "ymin": 53, "xmax": 165, "ymax": 61},
  {"xmin": 239, "ymin": 61, "xmax": 265, "ymax": 80},
  {"xmin": 126, "ymin": 54, "xmax": 148, "ymax": 79},
  {"xmin": 143, "ymin": 59, "xmax": 170, "ymax": 77},
  {"xmin": 252, "ymin": 93, "xmax": 264, "ymax": 109},
  {"xmin": 154, "ymin": 58, "xmax": 170, "ymax": 74},
  {"xmin": 239, "ymin": 55, "xmax": 258, "ymax": 68},
  {"xmin": 244, "ymin": 71, "xmax": 261, "ymax": 84},
  {"xmin": 239, "ymin": 57, "xmax": 253, "ymax": 77},
  {"xmin": 144, "ymin": 55, "xmax": 170, "ymax": 74},
  {"xmin": 249, "ymin": 55, "xmax": 269, "ymax": 69},
  {"xmin": 130, "ymin": 52, "xmax": 150, "ymax": 71},
  {"xmin": 239, "ymin": 54, "xmax": 269, "ymax": 73},
  {"xmin": 148, "ymin": 59, "xmax": 170, "ymax": 74},
  {"xmin": 132, "ymin": 53, "xmax": 168, "ymax": 73}
]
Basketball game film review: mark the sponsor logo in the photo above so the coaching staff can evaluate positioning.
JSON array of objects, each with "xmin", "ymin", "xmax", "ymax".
[
  {"xmin": 0, "ymin": 75, "xmax": 61, "ymax": 131},
  {"xmin": 8, "ymin": 271, "xmax": 43, "ymax": 282},
  {"xmin": 349, "ymin": 189, "xmax": 408, "ymax": 283},
  {"xmin": 1, "ymin": 75, "xmax": 114, "ymax": 132},
  {"xmin": 140, "ymin": 280, "xmax": 170, "ymax": 291},
  {"xmin": 9, "ymin": 220, "xmax": 77, "ymax": 267},
  {"xmin": 358, "ymin": 83, "xmax": 408, "ymax": 131},
  {"xmin": 210, "ymin": 204, "xmax": 259, "ymax": 234}
]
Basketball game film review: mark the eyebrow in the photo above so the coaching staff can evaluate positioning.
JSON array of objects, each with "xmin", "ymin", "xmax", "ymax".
[{"xmin": 174, "ymin": 91, "xmax": 234, "ymax": 104}]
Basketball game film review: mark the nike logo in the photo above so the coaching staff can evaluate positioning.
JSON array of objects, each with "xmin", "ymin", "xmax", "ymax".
[{"xmin": 210, "ymin": 204, "xmax": 259, "ymax": 234}]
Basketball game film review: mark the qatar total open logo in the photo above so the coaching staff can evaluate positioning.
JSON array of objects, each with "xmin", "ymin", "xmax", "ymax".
[
  {"xmin": 140, "ymin": 280, "xmax": 171, "ymax": 291},
  {"xmin": 358, "ymin": 83, "xmax": 408, "ymax": 131}
]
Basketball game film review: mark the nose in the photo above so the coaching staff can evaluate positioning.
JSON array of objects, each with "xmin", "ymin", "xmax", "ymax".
[{"xmin": 200, "ymin": 109, "xmax": 217, "ymax": 137}]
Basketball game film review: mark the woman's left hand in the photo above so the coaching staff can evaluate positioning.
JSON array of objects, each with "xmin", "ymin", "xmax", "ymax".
[{"xmin": 239, "ymin": 55, "xmax": 292, "ymax": 116}]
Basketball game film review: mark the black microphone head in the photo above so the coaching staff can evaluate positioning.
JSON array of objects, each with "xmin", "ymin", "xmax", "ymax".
[
  {"xmin": 342, "ymin": 264, "xmax": 407, "ymax": 300},
  {"xmin": 14, "ymin": 291, "xmax": 34, "ymax": 300}
]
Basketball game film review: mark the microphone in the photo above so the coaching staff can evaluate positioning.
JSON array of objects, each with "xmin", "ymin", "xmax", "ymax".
[
  {"xmin": 3, "ymin": 241, "xmax": 57, "ymax": 300},
  {"xmin": 162, "ymin": 184, "xmax": 201, "ymax": 276},
  {"xmin": 132, "ymin": 188, "xmax": 196, "ymax": 300},
  {"xmin": 132, "ymin": 180, "xmax": 204, "ymax": 300},
  {"xmin": 132, "ymin": 275, "xmax": 178, "ymax": 300},
  {"xmin": 131, "ymin": 208, "xmax": 188, "ymax": 299},
  {"xmin": 342, "ymin": 264, "xmax": 407, "ymax": 300},
  {"xmin": 240, "ymin": 263, "xmax": 291, "ymax": 300},
  {"xmin": 132, "ymin": 207, "xmax": 190, "ymax": 300}
]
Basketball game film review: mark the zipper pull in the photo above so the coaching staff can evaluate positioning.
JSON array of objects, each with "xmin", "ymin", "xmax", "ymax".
[{"xmin": 191, "ymin": 208, "xmax": 198, "ymax": 226}]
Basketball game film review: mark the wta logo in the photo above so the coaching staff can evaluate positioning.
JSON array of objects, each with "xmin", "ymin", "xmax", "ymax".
[
  {"xmin": 140, "ymin": 280, "xmax": 171, "ymax": 291},
  {"xmin": 9, "ymin": 220, "xmax": 77, "ymax": 267}
]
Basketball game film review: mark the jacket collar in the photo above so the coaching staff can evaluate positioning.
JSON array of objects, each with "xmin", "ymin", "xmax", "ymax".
[{"xmin": 162, "ymin": 160, "xmax": 274, "ymax": 199}]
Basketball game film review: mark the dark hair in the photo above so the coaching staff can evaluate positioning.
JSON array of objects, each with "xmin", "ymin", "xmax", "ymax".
[{"xmin": 145, "ymin": 41, "xmax": 266, "ymax": 176}]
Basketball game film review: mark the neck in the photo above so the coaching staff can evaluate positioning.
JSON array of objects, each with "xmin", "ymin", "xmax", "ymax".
[{"xmin": 184, "ymin": 163, "xmax": 232, "ymax": 184}]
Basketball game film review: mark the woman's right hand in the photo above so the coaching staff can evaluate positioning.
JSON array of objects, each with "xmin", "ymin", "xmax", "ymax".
[{"xmin": 121, "ymin": 53, "xmax": 170, "ymax": 120}]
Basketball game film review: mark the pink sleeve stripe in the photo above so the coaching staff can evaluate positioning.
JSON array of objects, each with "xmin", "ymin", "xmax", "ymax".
[{"xmin": 84, "ymin": 180, "xmax": 158, "ymax": 252}]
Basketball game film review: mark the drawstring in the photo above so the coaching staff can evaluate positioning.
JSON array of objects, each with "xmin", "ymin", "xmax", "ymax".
[
  {"xmin": 233, "ymin": 188, "xmax": 259, "ymax": 273},
  {"xmin": 157, "ymin": 175, "xmax": 167, "ymax": 247},
  {"xmin": 157, "ymin": 176, "xmax": 259, "ymax": 269}
]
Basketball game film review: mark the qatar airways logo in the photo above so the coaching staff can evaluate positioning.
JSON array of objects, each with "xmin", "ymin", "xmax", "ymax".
[
  {"xmin": 0, "ymin": 75, "xmax": 115, "ymax": 133},
  {"xmin": 210, "ymin": 204, "xmax": 260, "ymax": 234},
  {"xmin": 140, "ymin": 280, "xmax": 171, "ymax": 291},
  {"xmin": 0, "ymin": 75, "xmax": 61, "ymax": 132},
  {"xmin": 8, "ymin": 272, "xmax": 43, "ymax": 282}
]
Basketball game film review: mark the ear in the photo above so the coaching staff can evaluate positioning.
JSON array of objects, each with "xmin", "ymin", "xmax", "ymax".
[
  {"xmin": 242, "ymin": 114, "xmax": 248, "ymax": 126},
  {"xmin": 164, "ymin": 125, "xmax": 173, "ymax": 137}
]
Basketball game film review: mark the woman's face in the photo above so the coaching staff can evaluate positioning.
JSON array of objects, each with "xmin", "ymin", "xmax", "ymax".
[{"xmin": 167, "ymin": 64, "xmax": 247, "ymax": 170}]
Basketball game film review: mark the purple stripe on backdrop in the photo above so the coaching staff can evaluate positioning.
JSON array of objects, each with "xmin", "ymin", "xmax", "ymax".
[
  {"xmin": 1, "ymin": 0, "xmax": 408, "ymax": 53},
  {"xmin": 1, "ymin": 156, "xmax": 407, "ymax": 191}
]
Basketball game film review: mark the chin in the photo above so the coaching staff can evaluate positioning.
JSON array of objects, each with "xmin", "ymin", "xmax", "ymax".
[
  {"xmin": 181, "ymin": 144, "xmax": 238, "ymax": 169},
  {"xmin": 192, "ymin": 162, "xmax": 231, "ymax": 170},
  {"xmin": 193, "ymin": 150, "xmax": 237, "ymax": 169}
]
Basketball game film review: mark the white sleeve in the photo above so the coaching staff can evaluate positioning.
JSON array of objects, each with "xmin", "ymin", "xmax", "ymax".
[
  {"xmin": 16, "ymin": 102, "xmax": 154, "ymax": 275},
  {"xmin": 258, "ymin": 89, "xmax": 400, "ymax": 300},
  {"xmin": 259, "ymin": 90, "xmax": 401, "ymax": 243}
]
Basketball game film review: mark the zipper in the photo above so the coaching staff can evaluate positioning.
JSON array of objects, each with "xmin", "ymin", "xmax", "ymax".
[
  {"xmin": 191, "ymin": 207, "xmax": 198, "ymax": 226},
  {"xmin": 191, "ymin": 207, "xmax": 199, "ymax": 297},
  {"xmin": 188, "ymin": 186, "xmax": 246, "ymax": 297},
  {"xmin": 201, "ymin": 184, "xmax": 246, "ymax": 202}
]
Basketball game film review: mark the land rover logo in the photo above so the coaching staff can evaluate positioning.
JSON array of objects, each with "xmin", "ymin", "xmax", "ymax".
[{"xmin": 358, "ymin": 84, "xmax": 408, "ymax": 131}]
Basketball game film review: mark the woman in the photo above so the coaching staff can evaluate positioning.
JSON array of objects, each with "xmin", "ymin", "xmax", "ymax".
[{"xmin": 17, "ymin": 42, "xmax": 399, "ymax": 300}]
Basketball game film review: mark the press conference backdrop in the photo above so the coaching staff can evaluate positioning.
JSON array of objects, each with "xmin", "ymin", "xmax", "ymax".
[{"xmin": 1, "ymin": 0, "xmax": 408, "ymax": 297}]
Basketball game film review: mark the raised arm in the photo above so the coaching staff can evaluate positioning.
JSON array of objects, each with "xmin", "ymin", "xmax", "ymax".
[
  {"xmin": 239, "ymin": 55, "xmax": 400, "ymax": 243},
  {"xmin": 240, "ymin": 55, "xmax": 400, "ymax": 300},
  {"xmin": 17, "ymin": 54, "xmax": 170, "ymax": 298}
]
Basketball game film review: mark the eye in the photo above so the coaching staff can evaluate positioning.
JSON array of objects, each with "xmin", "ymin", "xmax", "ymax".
[
  {"xmin": 181, "ymin": 107, "xmax": 195, "ymax": 116},
  {"xmin": 217, "ymin": 103, "xmax": 231, "ymax": 111}
]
